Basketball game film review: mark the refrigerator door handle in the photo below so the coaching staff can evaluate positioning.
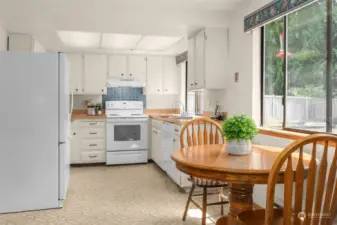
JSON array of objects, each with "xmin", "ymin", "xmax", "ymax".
[
  {"xmin": 59, "ymin": 142, "xmax": 66, "ymax": 145},
  {"xmin": 70, "ymin": 91, "xmax": 74, "ymax": 115}
]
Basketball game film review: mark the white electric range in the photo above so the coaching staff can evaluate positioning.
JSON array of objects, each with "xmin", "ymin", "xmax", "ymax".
[{"xmin": 105, "ymin": 101, "xmax": 149, "ymax": 165}]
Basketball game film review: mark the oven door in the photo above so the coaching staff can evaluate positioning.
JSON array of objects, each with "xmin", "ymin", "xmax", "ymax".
[{"xmin": 107, "ymin": 118, "xmax": 148, "ymax": 151}]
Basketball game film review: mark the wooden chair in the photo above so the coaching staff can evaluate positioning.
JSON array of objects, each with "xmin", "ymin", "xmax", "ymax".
[
  {"xmin": 236, "ymin": 134, "xmax": 337, "ymax": 225},
  {"xmin": 180, "ymin": 118, "xmax": 229, "ymax": 225}
]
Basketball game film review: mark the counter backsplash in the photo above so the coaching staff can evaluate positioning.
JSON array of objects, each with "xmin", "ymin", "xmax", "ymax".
[{"xmin": 102, "ymin": 87, "xmax": 146, "ymax": 109}]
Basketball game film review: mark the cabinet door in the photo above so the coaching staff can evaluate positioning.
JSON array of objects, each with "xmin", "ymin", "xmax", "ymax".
[
  {"xmin": 8, "ymin": 34, "xmax": 34, "ymax": 52},
  {"xmin": 146, "ymin": 56, "xmax": 163, "ymax": 94},
  {"xmin": 70, "ymin": 127, "xmax": 81, "ymax": 164},
  {"xmin": 84, "ymin": 54, "xmax": 108, "ymax": 94},
  {"xmin": 151, "ymin": 128, "xmax": 157, "ymax": 163},
  {"xmin": 168, "ymin": 138, "xmax": 182, "ymax": 185},
  {"xmin": 187, "ymin": 38, "xmax": 196, "ymax": 90},
  {"xmin": 163, "ymin": 57, "xmax": 179, "ymax": 95},
  {"xmin": 108, "ymin": 55, "xmax": 127, "ymax": 78},
  {"xmin": 67, "ymin": 54, "xmax": 83, "ymax": 94},
  {"xmin": 195, "ymin": 31, "xmax": 205, "ymax": 89},
  {"xmin": 128, "ymin": 55, "xmax": 147, "ymax": 79}
]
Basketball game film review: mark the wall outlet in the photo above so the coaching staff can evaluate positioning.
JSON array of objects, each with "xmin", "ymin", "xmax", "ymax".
[{"xmin": 235, "ymin": 72, "xmax": 239, "ymax": 82}]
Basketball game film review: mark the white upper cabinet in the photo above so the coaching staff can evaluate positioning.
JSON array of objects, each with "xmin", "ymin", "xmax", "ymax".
[
  {"xmin": 83, "ymin": 54, "xmax": 108, "ymax": 95},
  {"xmin": 188, "ymin": 28, "xmax": 228, "ymax": 90},
  {"xmin": 8, "ymin": 33, "xmax": 46, "ymax": 52},
  {"xmin": 147, "ymin": 56, "xmax": 163, "ymax": 94},
  {"xmin": 128, "ymin": 55, "xmax": 147, "ymax": 79},
  {"xmin": 163, "ymin": 57, "xmax": 179, "ymax": 95},
  {"xmin": 108, "ymin": 55, "xmax": 146, "ymax": 80},
  {"xmin": 187, "ymin": 38, "xmax": 196, "ymax": 90},
  {"xmin": 195, "ymin": 31, "xmax": 206, "ymax": 89},
  {"xmin": 108, "ymin": 55, "xmax": 127, "ymax": 78},
  {"xmin": 67, "ymin": 54, "xmax": 83, "ymax": 94}
]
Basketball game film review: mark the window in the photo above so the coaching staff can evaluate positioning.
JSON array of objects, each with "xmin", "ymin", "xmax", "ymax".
[
  {"xmin": 263, "ymin": 19, "xmax": 284, "ymax": 129},
  {"xmin": 187, "ymin": 90, "xmax": 204, "ymax": 115},
  {"xmin": 262, "ymin": 0, "xmax": 337, "ymax": 133}
]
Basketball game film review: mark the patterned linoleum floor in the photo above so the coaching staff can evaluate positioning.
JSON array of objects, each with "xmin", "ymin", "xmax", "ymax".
[{"xmin": 0, "ymin": 163, "xmax": 228, "ymax": 225}]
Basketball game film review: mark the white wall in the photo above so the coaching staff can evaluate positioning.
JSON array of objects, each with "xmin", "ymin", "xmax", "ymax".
[
  {"xmin": 72, "ymin": 95, "xmax": 102, "ymax": 110},
  {"xmin": 223, "ymin": 0, "xmax": 292, "ymax": 207},
  {"xmin": 146, "ymin": 95, "xmax": 180, "ymax": 109},
  {"xmin": 34, "ymin": 40, "xmax": 46, "ymax": 53},
  {"xmin": 73, "ymin": 94, "xmax": 180, "ymax": 110},
  {"xmin": 0, "ymin": 27, "xmax": 7, "ymax": 51}
]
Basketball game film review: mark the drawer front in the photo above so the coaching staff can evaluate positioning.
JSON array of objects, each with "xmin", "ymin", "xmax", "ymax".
[
  {"xmin": 106, "ymin": 151, "xmax": 148, "ymax": 165},
  {"xmin": 81, "ymin": 128, "xmax": 105, "ymax": 139},
  {"xmin": 80, "ymin": 139, "xmax": 105, "ymax": 151},
  {"xmin": 174, "ymin": 125, "xmax": 182, "ymax": 137},
  {"xmin": 81, "ymin": 151, "xmax": 105, "ymax": 163},
  {"xmin": 80, "ymin": 121, "xmax": 105, "ymax": 128}
]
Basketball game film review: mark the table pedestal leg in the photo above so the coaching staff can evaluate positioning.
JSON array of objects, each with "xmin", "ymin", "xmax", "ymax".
[{"xmin": 216, "ymin": 184, "xmax": 254, "ymax": 225}]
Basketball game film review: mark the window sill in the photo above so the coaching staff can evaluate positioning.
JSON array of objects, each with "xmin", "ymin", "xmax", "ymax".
[
  {"xmin": 258, "ymin": 127, "xmax": 308, "ymax": 141},
  {"xmin": 258, "ymin": 127, "xmax": 337, "ymax": 147}
]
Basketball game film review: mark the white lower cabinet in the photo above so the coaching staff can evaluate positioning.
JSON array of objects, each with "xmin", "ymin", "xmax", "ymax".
[
  {"xmin": 71, "ymin": 120, "xmax": 106, "ymax": 164},
  {"xmin": 151, "ymin": 119, "xmax": 191, "ymax": 188}
]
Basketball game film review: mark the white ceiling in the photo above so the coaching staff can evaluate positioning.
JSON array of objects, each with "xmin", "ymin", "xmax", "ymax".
[{"xmin": 0, "ymin": 0, "xmax": 243, "ymax": 54}]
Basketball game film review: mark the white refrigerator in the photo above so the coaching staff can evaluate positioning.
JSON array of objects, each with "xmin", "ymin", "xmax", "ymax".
[{"xmin": 0, "ymin": 52, "xmax": 71, "ymax": 213}]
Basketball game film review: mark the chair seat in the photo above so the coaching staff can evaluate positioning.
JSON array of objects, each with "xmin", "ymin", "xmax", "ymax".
[
  {"xmin": 190, "ymin": 177, "xmax": 226, "ymax": 187},
  {"xmin": 238, "ymin": 209, "xmax": 284, "ymax": 225}
]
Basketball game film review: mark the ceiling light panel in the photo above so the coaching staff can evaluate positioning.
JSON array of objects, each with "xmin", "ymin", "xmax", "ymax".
[
  {"xmin": 58, "ymin": 31, "xmax": 100, "ymax": 48},
  {"xmin": 137, "ymin": 36, "xmax": 182, "ymax": 51},
  {"xmin": 102, "ymin": 33, "xmax": 142, "ymax": 49}
]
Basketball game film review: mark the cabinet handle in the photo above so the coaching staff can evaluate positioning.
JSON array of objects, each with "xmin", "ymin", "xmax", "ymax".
[
  {"xmin": 102, "ymin": 89, "xmax": 104, "ymax": 92},
  {"xmin": 173, "ymin": 139, "xmax": 176, "ymax": 142},
  {"xmin": 89, "ymin": 144, "xmax": 98, "ymax": 147},
  {"xmin": 130, "ymin": 74, "xmax": 132, "ymax": 76},
  {"xmin": 195, "ymin": 82, "xmax": 198, "ymax": 85},
  {"xmin": 89, "ymin": 122, "xmax": 97, "ymax": 125},
  {"xmin": 89, "ymin": 155, "xmax": 98, "ymax": 158},
  {"xmin": 165, "ymin": 89, "xmax": 168, "ymax": 91},
  {"xmin": 121, "ymin": 74, "xmax": 124, "ymax": 76},
  {"xmin": 175, "ymin": 129, "xmax": 179, "ymax": 132},
  {"xmin": 89, "ymin": 132, "xmax": 97, "ymax": 135},
  {"xmin": 157, "ymin": 89, "xmax": 160, "ymax": 92},
  {"xmin": 76, "ymin": 89, "xmax": 78, "ymax": 91},
  {"xmin": 73, "ymin": 132, "xmax": 76, "ymax": 135},
  {"xmin": 190, "ymin": 83, "xmax": 194, "ymax": 86}
]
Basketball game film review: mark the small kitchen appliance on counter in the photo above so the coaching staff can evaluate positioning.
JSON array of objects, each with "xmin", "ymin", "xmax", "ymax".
[
  {"xmin": 105, "ymin": 101, "xmax": 149, "ymax": 165},
  {"xmin": 211, "ymin": 104, "xmax": 224, "ymax": 121}
]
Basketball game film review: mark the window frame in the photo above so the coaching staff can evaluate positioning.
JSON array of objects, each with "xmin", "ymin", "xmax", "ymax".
[{"xmin": 261, "ymin": 0, "xmax": 334, "ymax": 134}]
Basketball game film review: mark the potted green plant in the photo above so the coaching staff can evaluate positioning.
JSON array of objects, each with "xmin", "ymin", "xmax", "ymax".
[
  {"xmin": 222, "ymin": 114, "xmax": 259, "ymax": 155},
  {"xmin": 96, "ymin": 103, "xmax": 103, "ymax": 115}
]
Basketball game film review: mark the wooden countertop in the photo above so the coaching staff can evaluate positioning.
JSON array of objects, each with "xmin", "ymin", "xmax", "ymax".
[
  {"xmin": 149, "ymin": 114, "xmax": 224, "ymax": 125},
  {"xmin": 149, "ymin": 115, "xmax": 197, "ymax": 125},
  {"xmin": 72, "ymin": 110, "xmax": 106, "ymax": 120},
  {"xmin": 71, "ymin": 109, "xmax": 224, "ymax": 125}
]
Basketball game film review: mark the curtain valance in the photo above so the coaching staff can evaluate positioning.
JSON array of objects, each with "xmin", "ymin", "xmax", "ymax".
[{"xmin": 244, "ymin": 0, "xmax": 318, "ymax": 32}]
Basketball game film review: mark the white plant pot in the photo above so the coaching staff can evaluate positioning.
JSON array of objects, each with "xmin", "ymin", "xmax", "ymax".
[{"xmin": 226, "ymin": 140, "xmax": 252, "ymax": 155}]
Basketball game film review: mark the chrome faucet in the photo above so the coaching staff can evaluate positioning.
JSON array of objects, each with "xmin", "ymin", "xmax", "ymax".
[{"xmin": 172, "ymin": 101, "xmax": 187, "ymax": 116}]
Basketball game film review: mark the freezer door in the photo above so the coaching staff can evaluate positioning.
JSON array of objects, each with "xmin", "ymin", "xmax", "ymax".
[
  {"xmin": 58, "ymin": 53, "xmax": 70, "ymax": 200},
  {"xmin": 59, "ymin": 53, "xmax": 70, "ymax": 143}
]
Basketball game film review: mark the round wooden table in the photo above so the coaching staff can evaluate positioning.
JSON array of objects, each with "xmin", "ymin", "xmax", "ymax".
[{"xmin": 171, "ymin": 144, "xmax": 309, "ymax": 225}]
